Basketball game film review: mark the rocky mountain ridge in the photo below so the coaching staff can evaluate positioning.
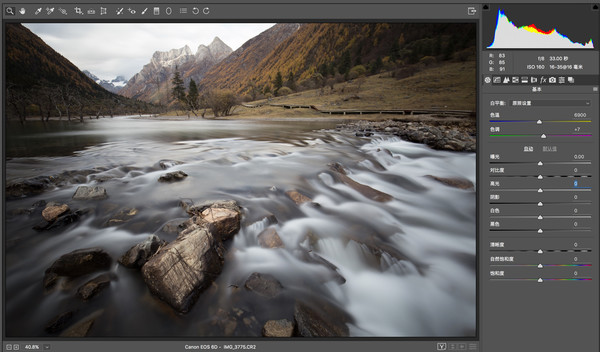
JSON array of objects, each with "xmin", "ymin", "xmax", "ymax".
[{"xmin": 119, "ymin": 37, "xmax": 232, "ymax": 103}]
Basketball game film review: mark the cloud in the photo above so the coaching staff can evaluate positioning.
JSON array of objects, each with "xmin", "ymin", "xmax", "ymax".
[{"xmin": 24, "ymin": 23, "xmax": 275, "ymax": 80}]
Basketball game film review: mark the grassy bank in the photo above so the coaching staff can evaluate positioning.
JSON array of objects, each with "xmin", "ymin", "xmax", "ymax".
[{"xmin": 155, "ymin": 60, "xmax": 475, "ymax": 121}]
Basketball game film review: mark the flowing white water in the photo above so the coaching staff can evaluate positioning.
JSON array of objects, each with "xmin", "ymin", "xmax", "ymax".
[{"xmin": 5, "ymin": 118, "xmax": 475, "ymax": 337}]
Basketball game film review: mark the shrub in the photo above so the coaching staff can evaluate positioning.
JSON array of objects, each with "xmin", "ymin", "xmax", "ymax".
[
  {"xmin": 419, "ymin": 56, "xmax": 437, "ymax": 66},
  {"xmin": 348, "ymin": 65, "xmax": 367, "ymax": 80},
  {"xmin": 277, "ymin": 86, "xmax": 293, "ymax": 96}
]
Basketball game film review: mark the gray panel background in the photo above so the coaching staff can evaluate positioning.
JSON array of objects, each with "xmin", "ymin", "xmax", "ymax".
[{"xmin": 2, "ymin": 1, "xmax": 599, "ymax": 352}]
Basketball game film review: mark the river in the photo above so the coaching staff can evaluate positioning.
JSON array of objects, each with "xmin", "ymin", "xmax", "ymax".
[{"xmin": 4, "ymin": 116, "xmax": 476, "ymax": 337}]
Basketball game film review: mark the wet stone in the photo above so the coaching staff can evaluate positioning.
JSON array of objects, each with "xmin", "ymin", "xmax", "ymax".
[
  {"xmin": 77, "ymin": 274, "xmax": 112, "ymax": 300},
  {"xmin": 72, "ymin": 186, "xmax": 108, "ymax": 200},
  {"xmin": 158, "ymin": 170, "xmax": 188, "ymax": 183},
  {"xmin": 262, "ymin": 319, "xmax": 294, "ymax": 337},
  {"xmin": 285, "ymin": 190, "xmax": 312, "ymax": 205},
  {"xmin": 45, "ymin": 311, "xmax": 75, "ymax": 334},
  {"xmin": 158, "ymin": 159, "xmax": 185, "ymax": 170},
  {"xmin": 294, "ymin": 299, "xmax": 351, "ymax": 337},
  {"xmin": 42, "ymin": 203, "xmax": 70, "ymax": 222},
  {"xmin": 257, "ymin": 228, "xmax": 284, "ymax": 248},
  {"xmin": 141, "ymin": 224, "xmax": 224, "ymax": 313},
  {"xmin": 119, "ymin": 235, "xmax": 166, "ymax": 268},
  {"xmin": 44, "ymin": 248, "xmax": 111, "ymax": 288},
  {"xmin": 244, "ymin": 272, "xmax": 283, "ymax": 298},
  {"xmin": 426, "ymin": 175, "xmax": 474, "ymax": 190}
]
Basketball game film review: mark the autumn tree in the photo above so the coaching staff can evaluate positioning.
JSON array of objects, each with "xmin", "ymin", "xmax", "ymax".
[{"xmin": 206, "ymin": 89, "xmax": 238, "ymax": 117}]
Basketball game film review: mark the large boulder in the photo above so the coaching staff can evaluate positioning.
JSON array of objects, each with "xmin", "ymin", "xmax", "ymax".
[
  {"xmin": 141, "ymin": 224, "xmax": 224, "ymax": 313},
  {"xmin": 119, "ymin": 235, "xmax": 166, "ymax": 269},
  {"xmin": 44, "ymin": 248, "xmax": 111, "ymax": 288},
  {"xmin": 181, "ymin": 200, "xmax": 241, "ymax": 241},
  {"xmin": 201, "ymin": 207, "xmax": 241, "ymax": 241},
  {"xmin": 72, "ymin": 186, "xmax": 108, "ymax": 200}
]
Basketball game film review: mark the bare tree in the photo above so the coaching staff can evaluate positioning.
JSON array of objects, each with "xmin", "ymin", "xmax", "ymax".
[{"xmin": 6, "ymin": 83, "xmax": 29, "ymax": 124}]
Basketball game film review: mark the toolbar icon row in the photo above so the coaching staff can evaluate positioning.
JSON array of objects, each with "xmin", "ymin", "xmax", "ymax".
[{"xmin": 6, "ymin": 6, "xmax": 210, "ymax": 16}]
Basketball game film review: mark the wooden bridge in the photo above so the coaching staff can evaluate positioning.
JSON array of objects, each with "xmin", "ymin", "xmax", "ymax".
[{"xmin": 241, "ymin": 102, "xmax": 474, "ymax": 118}]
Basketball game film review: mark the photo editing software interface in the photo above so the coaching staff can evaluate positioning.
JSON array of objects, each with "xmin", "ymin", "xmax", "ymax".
[{"xmin": 0, "ymin": 1, "xmax": 599, "ymax": 352}]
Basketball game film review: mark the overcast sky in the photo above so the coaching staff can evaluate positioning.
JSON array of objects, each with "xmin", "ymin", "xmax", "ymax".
[{"xmin": 24, "ymin": 23, "xmax": 275, "ymax": 81}]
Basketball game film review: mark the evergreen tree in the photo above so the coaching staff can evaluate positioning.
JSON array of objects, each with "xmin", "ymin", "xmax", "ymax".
[
  {"xmin": 318, "ymin": 63, "xmax": 329, "ymax": 78},
  {"xmin": 390, "ymin": 40, "xmax": 400, "ymax": 62},
  {"xmin": 338, "ymin": 50, "xmax": 352, "ymax": 76},
  {"xmin": 286, "ymin": 71, "xmax": 296, "ymax": 91},
  {"xmin": 187, "ymin": 78, "xmax": 199, "ymax": 111},
  {"xmin": 171, "ymin": 68, "xmax": 186, "ymax": 105},
  {"xmin": 273, "ymin": 71, "xmax": 283, "ymax": 95},
  {"xmin": 370, "ymin": 57, "xmax": 383, "ymax": 75}
]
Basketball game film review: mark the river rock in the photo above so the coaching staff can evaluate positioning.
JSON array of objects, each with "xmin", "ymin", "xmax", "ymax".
[
  {"xmin": 72, "ymin": 186, "xmax": 108, "ymax": 200},
  {"xmin": 328, "ymin": 162, "xmax": 348, "ymax": 175},
  {"xmin": 426, "ymin": 175, "xmax": 474, "ymax": 190},
  {"xmin": 328, "ymin": 166, "xmax": 393, "ymax": 202},
  {"xmin": 60, "ymin": 319, "xmax": 94, "ymax": 337},
  {"xmin": 44, "ymin": 248, "xmax": 111, "ymax": 288},
  {"xmin": 262, "ymin": 319, "xmax": 294, "ymax": 337},
  {"xmin": 300, "ymin": 251, "xmax": 346, "ymax": 284},
  {"xmin": 285, "ymin": 190, "xmax": 312, "ymax": 205},
  {"xmin": 59, "ymin": 310, "xmax": 103, "ymax": 337},
  {"xmin": 180, "ymin": 200, "xmax": 241, "ymax": 241},
  {"xmin": 181, "ymin": 199, "xmax": 239, "ymax": 216},
  {"xmin": 45, "ymin": 311, "xmax": 75, "ymax": 334},
  {"xmin": 244, "ymin": 272, "xmax": 283, "ymax": 298},
  {"xmin": 106, "ymin": 207, "xmax": 138, "ymax": 226},
  {"xmin": 119, "ymin": 235, "xmax": 166, "ymax": 268},
  {"xmin": 158, "ymin": 170, "xmax": 188, "ymax": 183},
  {"xmin": 257, "ymin": 228, "xmax": 284, "ymax": 248},
  {"xmin": 294, "ymin": 299, "xmax": 351, "ymax": 337},
  {"xmin": 42, "ymin": 203, "xmax": 70, "ymax": 222},
  {"xmin": 201, "ymin": 206, "xmax": 241, "ymax": 241},
  {"xmin": 6, "ymin": 176, "xmax": 53, "ymax": 199},
  {"xmin": 141, "ymin": 224, "xmax": 224, "ymax": 313},
  {"xmin": 158, "ymin": 159, "xmax": 184, "ymax": 169},
  {"xmin": 77, "ymin": 273, "xmax": 111, "ymax": 300}
]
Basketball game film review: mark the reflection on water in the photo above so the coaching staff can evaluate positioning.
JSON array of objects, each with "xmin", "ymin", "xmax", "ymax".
[{"xmin": 4, "ymin": 116, "xmax": 476, "ymax": 337}]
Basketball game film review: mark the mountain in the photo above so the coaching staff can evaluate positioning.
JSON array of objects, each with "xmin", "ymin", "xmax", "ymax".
[
  {"xmin": 5, "ymin": 24, "xmax": 148, "ymax": 121},
  {"xmin": 83, "ymin": 70, "xmax": 128, "ymax": 93},
  {"xmin": 199, "ymin": 23, "xmax": 475, "ymax": 96},
  {"xmin": 199, "ymin": 23, "xmax": 301, "ymax": 92},
  {"xmin": 119, "ymin": 37, "xmax": 233, "ymax": 103},
  {"xmin": 6, "ymin": 23, "xmax": 112, "ymax": 97}
]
